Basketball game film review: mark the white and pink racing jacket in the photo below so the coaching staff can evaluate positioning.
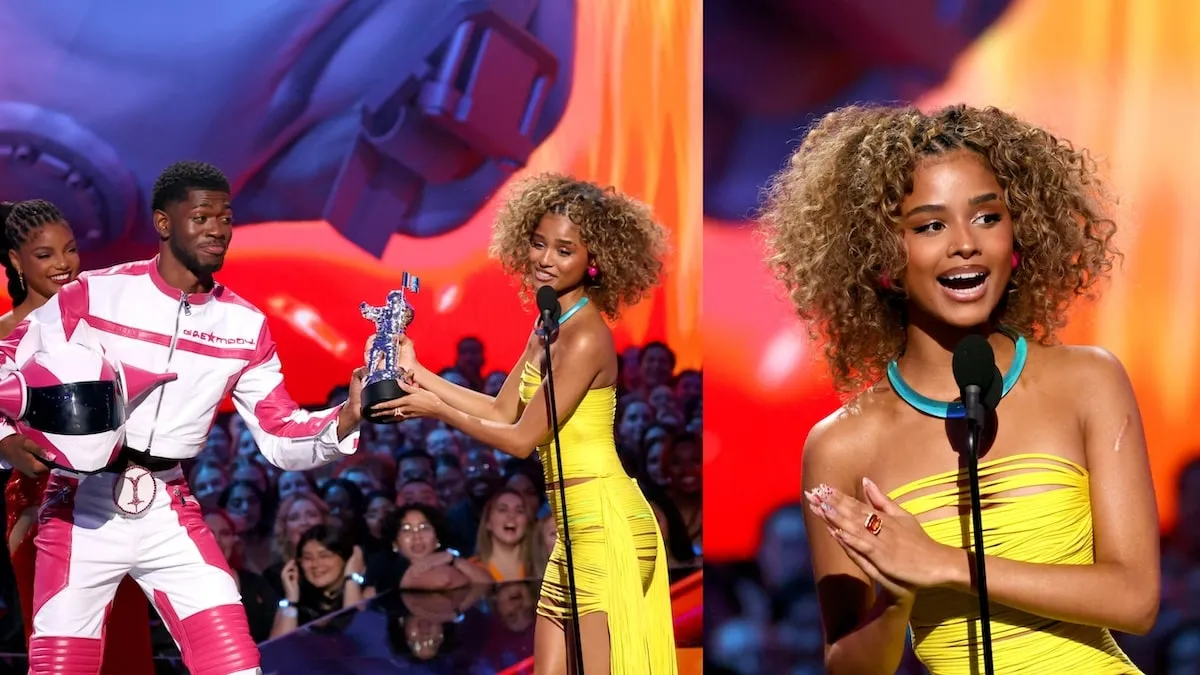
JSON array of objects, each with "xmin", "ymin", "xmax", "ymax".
[{"xmin": 0, "ymin": 255, "xmax": 359, "ymax": 471}]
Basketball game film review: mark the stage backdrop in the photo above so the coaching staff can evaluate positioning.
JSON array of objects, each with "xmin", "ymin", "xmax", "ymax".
[
  {"xmin": 705, "ymin": 0, "xmax": 1200, "ymax": 559},
  {"xmin": 0, "ymin": 0, "xmax": 700, "ymax": 408}
]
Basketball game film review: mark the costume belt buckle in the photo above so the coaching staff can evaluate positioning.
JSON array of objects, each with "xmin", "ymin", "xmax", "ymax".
[{"xmin": 112, "ymin": 464, "xmax": 156, "ymax": 515}]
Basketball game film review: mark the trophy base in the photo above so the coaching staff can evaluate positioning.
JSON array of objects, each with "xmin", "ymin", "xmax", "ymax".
[{"xmin": 362, "ymin": 378, "xmax": 407, "ymax": 424}]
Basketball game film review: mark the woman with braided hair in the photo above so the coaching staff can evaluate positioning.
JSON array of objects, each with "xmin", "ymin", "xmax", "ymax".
[
  {"xmin": 0, "ymin": 200, "xmax": 80, "ymax": 334},
  {"xmin": 0, "ymin": 200, "xmax": 153, "ymax": 674}
]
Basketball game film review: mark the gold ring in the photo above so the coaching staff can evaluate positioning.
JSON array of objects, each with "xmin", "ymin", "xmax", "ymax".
[{"xmin": 864, "ymin": 512, "xmax": 883, "ymax": 536}]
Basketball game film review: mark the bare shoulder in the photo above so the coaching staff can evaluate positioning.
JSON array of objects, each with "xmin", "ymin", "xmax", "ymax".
[
  {"xmin": 1038, "ymin": 343, "xmax": 1133, "ymax": 397},
  {"xmin": 559, "ymin": 313, "xmax": 615, "ymax": 362},
  {"xmin": 1036, "ymin": 344, "xmax": 1142, "ymax": 457},
  {"xmin": 802, "ymin": 392, "xmax": 888, "ymax": 490}
]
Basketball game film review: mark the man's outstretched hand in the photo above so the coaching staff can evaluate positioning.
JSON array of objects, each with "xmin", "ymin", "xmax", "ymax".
[
  {"xmin": 335, "ymin": 366, "xmax": 369, "ymax": 441},
  {"xmin": 0, "ymin": 435, "xmax": 54, "ymax": 478}
]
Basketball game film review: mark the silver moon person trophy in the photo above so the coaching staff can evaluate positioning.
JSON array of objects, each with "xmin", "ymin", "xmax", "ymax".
[{"xmin": 360, "ymin": 272, "xmax": 419, "ymax": 424}]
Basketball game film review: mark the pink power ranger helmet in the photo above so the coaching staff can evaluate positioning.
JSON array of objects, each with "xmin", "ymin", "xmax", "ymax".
[{"xmin": 0, "ymin": 341, "xmax": 175, "ymax": 473}]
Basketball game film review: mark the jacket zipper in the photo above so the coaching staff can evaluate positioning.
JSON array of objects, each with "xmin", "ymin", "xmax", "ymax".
[{"xmin": 144, "ymin": 293, "xmax": 188, "ymax": 453}]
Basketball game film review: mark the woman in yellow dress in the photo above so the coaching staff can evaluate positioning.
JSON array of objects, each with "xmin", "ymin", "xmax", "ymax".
[
  {"xmin": 376, "ymin": 173, "xmax": 678, "ymax": 674},
  {"xmin": 760, "ymin": 104, "xmax": 1159, "ymax": 674}
]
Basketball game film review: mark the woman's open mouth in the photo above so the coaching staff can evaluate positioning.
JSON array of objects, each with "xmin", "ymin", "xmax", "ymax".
[{"xmin": 937, "ymin": 267, "xmax": 990, "ymax": 302}]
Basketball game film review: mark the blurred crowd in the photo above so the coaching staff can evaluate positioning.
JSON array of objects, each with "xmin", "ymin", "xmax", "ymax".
[
  {"xmin": 706, "ymin": 458, "xmax": 1200, "ymax": 675},
  {"xmin": 256, "ymin": 580, "xmax": 554, "ymax": 671},
  {"xmin": 0, "ymin": 335, "xmax": 702, "ymax": 663}
]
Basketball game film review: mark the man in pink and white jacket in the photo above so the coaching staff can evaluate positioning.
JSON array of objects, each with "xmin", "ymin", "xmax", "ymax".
[{"xmin": 0, "ymin": 161, "xmax": 367, "ymax": 675}]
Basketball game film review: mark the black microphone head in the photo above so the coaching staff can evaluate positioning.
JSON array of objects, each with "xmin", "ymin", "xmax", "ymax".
[
  {"xmin": 952, "ymin": 334, "xmax": 996, "ymax": 392},
  {"xmin": 535, "ymin": 286, "xmax": 561, "ymax": 321},
  {"xmin": 983, "ymin": 365, "xmax": 1003, "ymax": 410}
]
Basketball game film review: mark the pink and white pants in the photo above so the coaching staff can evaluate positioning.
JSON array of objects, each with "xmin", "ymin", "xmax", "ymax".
[{"xmin": 29, "ymin": 467, "xmax": 260, "ymax": 675}]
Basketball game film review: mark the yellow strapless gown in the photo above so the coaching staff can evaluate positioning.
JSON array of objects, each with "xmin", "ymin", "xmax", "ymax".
[
  {"xmin": 519, "ymin": 360, "xmax": 678, "ymax": 673},
  {"xmin": 889, "ymin": 453, "xmax": 1142, "ymax": 674}
]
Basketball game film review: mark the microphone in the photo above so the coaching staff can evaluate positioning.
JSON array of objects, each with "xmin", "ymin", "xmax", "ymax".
[
  {"xmin": 536, "ymin": 286, "xmax": 561, "ymax": 338},
  {"xmin": 984, "ymin": 366, "xmax": 1003, "ymax": 411},
  {"xmin": 952, "ymin": 334, "xmax": 996, "ymax": 431},
  {"xmin": 951, "ymin": 334, "xmax": 998, "ymax": 675},
  {"xmin": 533, "ymin": 283, "xmax": 584, "ymax": 673}
]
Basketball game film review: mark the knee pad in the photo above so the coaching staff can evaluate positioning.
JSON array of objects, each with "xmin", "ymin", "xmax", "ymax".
[
  {"xmin": 178, "ymin": 604, "xmax": 260, "ymax": 675},
  {"xmin": 28, "ymin": 636, "xmax": 103, "ymax": 674}
]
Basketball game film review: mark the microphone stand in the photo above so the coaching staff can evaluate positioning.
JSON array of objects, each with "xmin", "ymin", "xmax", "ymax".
[
  {"xmin": 962, "ymin": 385, "xmax": 995, "ymax": 675},
  {"xmin": 539, "ymin": 318, "xmax": 586, "ymax": 675}
]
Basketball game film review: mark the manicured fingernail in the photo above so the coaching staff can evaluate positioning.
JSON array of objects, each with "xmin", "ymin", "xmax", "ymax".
[
  {"xmin": 863, "ymin": 477, "xmax": 872, "ymax": 489},
  {"xmin": 814, "ymin": 484, "xmax": 834, "ymax": 500},
  {"xmin": 828, "ymin": 527, "xmax": 843, "ymax": 539},
  {"xmin": 820, "ymin": 502, "xmax": 836, "ymax": 516}
]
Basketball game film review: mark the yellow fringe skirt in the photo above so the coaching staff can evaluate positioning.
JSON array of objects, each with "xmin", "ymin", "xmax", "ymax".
[{"xmin": 539, "ymin": 475, "xmax": 678, "ymax": 674}]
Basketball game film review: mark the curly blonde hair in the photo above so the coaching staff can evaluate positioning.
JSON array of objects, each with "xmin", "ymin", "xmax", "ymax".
[
  {"xmin": 760, "ymin": 104, "xmax": 1120, "ymax": 393},
  {"xmin": 490, "ymin": 173, "xmax": 668, "ymax": 318}
]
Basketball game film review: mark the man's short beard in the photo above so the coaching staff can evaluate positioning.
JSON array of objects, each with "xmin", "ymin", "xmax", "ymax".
[{"xmin": 168, "ymin": 234, "xmax": 223, "ymax": 277}]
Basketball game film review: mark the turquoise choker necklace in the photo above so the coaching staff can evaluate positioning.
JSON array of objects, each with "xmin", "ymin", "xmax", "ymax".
[
  {"xmin": 559, "ymin": 296, "xmax": 589, "ymax": 324},
  {"xmin": 886, "ymin": 327, "xmax": 1027, "ymax": 419},
  {"xmin": 538, "ymin": 296, "xmax": 589, "ymax": 335}
]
